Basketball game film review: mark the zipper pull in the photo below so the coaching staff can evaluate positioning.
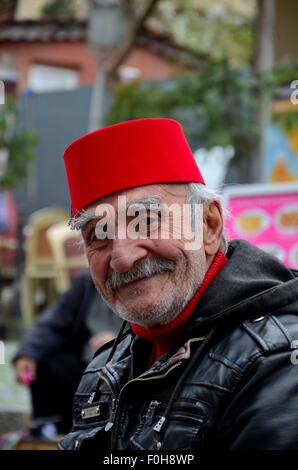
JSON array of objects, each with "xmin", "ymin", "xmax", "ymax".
[
  {"xmin": 74, "ymin": 439, "xmax": 80, "ymax": 450},
  {"xmin": 153, "ymin": 416, "xmax": 166, "ymax": 433},
  {"xmin": 87, "ymin": 391, "xmax": 96, "ymax": 404},
  {"xmin": 105, "ymin": 398, "xmax": 119, "ymax": 431},
  {"xmin": 146, "ymin": 400, "xmax": 161, "ymax": 425},
  {"xmin": 153, "ymin": 415, "xmax": 166, "ymax": 450}
]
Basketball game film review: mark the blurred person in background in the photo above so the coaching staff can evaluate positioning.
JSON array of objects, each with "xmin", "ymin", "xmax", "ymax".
[{"xmin": 13, "ymin": 270, "xmax": 121, "ymax": 438}]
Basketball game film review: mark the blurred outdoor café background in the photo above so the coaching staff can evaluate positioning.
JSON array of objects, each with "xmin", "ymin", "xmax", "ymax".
[{"xmin": 0, "ymin": 0, "xmax": 298, "ymax": 449}]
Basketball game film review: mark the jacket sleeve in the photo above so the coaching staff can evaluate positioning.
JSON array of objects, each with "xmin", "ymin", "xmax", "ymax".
[
  {"xmin": 14, "ymin": 272, "xmax": 93, "ymax": 363},
  {"xmin": 217, "ymin": 350, "xmax": 298, "ymax": 449}
]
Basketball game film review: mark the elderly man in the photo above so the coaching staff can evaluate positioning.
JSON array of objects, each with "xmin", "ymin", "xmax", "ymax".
[{"xmin": 59, "ymin": 118, "xmax": 298, "ymax": 450}]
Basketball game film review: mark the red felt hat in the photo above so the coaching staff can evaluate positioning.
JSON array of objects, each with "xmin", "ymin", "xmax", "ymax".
[{"xmin": 64, "ymin": 118, "xmax": 205, "ymax": 217}]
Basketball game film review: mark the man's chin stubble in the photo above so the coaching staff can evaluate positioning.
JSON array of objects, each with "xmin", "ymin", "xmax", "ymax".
[
  {"xmin": 112, "ymin": 293, "xmax": 189, "ymax": 328},
  {"xmin": 96, "ymin": 261, "xmax": 202, "ymax": 328}
]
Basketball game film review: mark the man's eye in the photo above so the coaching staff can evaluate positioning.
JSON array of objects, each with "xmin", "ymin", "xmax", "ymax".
[
  {"xmin": 138, "ymin": 214, "xmax": 159, "ymax": 236},
  {"xmin": 87, "ymin": 223, "xmax": 113, "ymax": 247},
  {"xmin": 87, "ymin": 230, "xmax": 97, "ymax": 244},
  {"xmin": 147, "ymin": 215, "xmax": 158, "ymax": 226},
  {"xmin": 95, "ymin": 223, "xmax": 112, "ymax": 240},
  {"xmin": 86, "ymin": 228, "xmax": 100, "ymax": 243}
]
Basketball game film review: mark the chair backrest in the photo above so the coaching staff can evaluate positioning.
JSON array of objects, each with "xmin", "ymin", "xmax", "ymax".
[
  {"xmin": 25, "ymin": 207, "xmax": 69, "ymax": 278},
  {"xmin": 46, "ymin": 221, "xmax": 88, "ymax": 293}
]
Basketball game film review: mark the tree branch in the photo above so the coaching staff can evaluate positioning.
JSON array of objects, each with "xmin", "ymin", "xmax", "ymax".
[{"xmin": 109, "ymin": 0, "xmax": 161, "ymax": 78}]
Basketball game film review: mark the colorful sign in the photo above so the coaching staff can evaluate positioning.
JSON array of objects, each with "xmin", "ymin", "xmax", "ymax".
[
  {"xmin": 265, "ymin": 99, "xmax": 298, "ymax": 183},
  {"xmin": 223, "ymin": 183, "xmax": 298, "ymax": 269}
]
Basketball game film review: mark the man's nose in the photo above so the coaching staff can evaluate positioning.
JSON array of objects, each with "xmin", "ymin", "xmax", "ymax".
[{"xmin": 110, "ymin": 240, "xmax": 148, "ymax": 273}]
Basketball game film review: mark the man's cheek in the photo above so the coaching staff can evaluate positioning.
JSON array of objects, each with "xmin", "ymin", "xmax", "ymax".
[
  {"xmin": 152, "ymin": 239, "xmax": 183, "ymax": 259},
  {"xmin": 88, "ymin": 251, "xmax": 107, "ymax": 283}
]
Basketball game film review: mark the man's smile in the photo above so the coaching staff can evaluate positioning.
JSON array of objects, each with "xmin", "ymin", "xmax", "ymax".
[{"xmin": 114, "ymin": 271, "xmax": 168, "ymax": 292}]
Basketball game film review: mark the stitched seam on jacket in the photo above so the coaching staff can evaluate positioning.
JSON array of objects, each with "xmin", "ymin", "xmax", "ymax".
[
  {"xmin": 183, "ymin": 382, "xmax": 231, "ymax": 393},
  {"xmin": 208, "ymin": 351, "xmax": 243, "ymax": 373},
  {"xmin": 268, "ymin": 314, "xmax": 292, "ymax": 347},
  {"xmin": 214, "ymin": 351, "xmax": 265, "ymax": 434},
  {"xmin": 241, "ymin": 321, "xmax": 269, "ymax": 351}
]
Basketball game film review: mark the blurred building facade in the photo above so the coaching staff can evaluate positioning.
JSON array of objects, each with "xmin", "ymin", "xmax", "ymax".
[
  {"xmin": 0, "ymin": 0, "xmax": 297, "ymax": 218},
  {"xmin": 0, "ymin": 0, "xmax": 201, "ymax": 217},
  {"xmin": 0, "ymin": 1, "xmax": 195, "ymax": 95},
  {"xmin": 274, "ymin": 0, "xmax": 298, "ymax": 64}
]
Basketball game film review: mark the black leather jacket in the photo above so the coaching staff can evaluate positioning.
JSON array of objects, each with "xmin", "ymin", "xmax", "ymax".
[{"xmin": 59, "ymin": 240, "xmax": 298, "ymax": 450}]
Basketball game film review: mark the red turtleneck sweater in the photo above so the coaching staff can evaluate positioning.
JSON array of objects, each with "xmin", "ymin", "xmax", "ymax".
[{"xmin": 132, "ymin": 250, "xmax": 228, "ymax": 367}]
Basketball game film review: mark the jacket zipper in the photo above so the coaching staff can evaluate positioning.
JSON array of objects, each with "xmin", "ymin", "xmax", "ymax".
[
  {"xmin": 87, "ymin": 391, "xmax": 96, "ymax": 404},
  {"xmin": 146, "ymin": 400, "xmax": 161, "ymax": 425},
  {"xmin": 97, "ymin": 371, "xmax": 119, "ymax": 397},
  {"xmin": 110, "ymin": 361, "xmax": 183, "ymax": 448},
  {"xmin": 105, "ymin": 398, "xmax": 119, "ymax": 431},
  {"xmin": 96, "ymin": 371, "xmax": 119, "ymax": 440},
  {"xmin": 95, "ymin": 361, "xmax": 183, "ymax": 448}
]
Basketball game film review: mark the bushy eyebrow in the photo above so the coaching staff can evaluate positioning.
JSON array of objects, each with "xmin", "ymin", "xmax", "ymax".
[
  {"xmin": 70, "ymin": 196, "xmax": 162, "ymax": 230},
  {"xmin": 69, "ymin": 209, "xmax": 99, "ymax": 230},
  {"xmin": 127, "ymin": 196, "xmax": 162, "ymax": 212}
]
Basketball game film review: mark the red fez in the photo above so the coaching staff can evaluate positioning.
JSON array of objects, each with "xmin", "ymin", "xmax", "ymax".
[{"xmin": 64, "ymin": 118, "xmax": 205, "ymax": 217}]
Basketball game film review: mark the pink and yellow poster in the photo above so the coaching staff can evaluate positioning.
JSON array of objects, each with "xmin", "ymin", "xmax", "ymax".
[
  {"xmin": 265, "ymin": 99, "xmax": 298, "ymax": 183},
  {"xmin": 223, "ymin": 183, "xmax": 298, "ymax": 269}
]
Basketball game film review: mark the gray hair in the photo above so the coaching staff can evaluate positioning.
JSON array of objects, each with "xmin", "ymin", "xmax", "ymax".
[
  {"xmin": 186, "ymin": 183, "xmax": 228, "ymax": 254},
  {"xmin": 68, "ymin": 209, "xmax": 97, "ymax": 231}
]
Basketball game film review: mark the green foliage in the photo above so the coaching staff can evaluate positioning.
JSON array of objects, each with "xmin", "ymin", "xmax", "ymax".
[
  {"xmin": 41, "ymin": 0, "xmax": 76, "ymax": 19},
  {"xmin": 264, "ymin": 62, "xmax": 298, "ymax": 88},
  {"xmin": 107, "ymin": 82, "xmax": 167, "ymax": 122},
  {"xmin": 265, "ymin": 62, "xmax": 298, "ymax": 134},
  {"xmin": 107, "ymin": 61, "xmax": 260, "ymax": 158},
  {"xmin": 273, "ymin": 112, "xmax": 298, "ymax": 134},
  {"xmin": 146, "ymin": 0, "xmax": 256, "ymax": 68},
  {"xmin": 0, "ymin": 99, "xmax": 37, "ymax": 189},
  {"xmin": 108, "ymin": 61, "xmax": 298, "ymax": 163}
]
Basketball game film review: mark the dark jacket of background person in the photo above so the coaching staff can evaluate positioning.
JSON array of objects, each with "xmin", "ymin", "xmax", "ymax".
[
  {"xmin": 13, "ymin": 270, "xmax": 121, "ymax": 435},
  {"xmin": 59, "ymin": 240, "xmax": 298, "ymax": 450},
  {"xmin": 15, "ymin": 271, "xmax": 119, "ymax": 364}
]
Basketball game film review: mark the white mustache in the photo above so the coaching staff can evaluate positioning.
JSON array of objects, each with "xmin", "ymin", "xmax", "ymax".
[{"xmin": 106, "ymin": 257, "xmax": 176, "ymax": 291}]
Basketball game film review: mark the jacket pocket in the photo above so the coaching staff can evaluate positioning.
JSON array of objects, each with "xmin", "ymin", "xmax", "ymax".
[
  {"xmin": 73, "ymin": 392, "xmax": 112, "ymax": 429},
  {"xmin": 130, "ymin": 399, "xmax": 206, "ymax": 451}
]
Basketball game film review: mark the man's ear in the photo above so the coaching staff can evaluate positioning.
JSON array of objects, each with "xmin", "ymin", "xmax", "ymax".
[{"xmin": 203, "ymin": 202, "xmax": 223, "ymax": 257}]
